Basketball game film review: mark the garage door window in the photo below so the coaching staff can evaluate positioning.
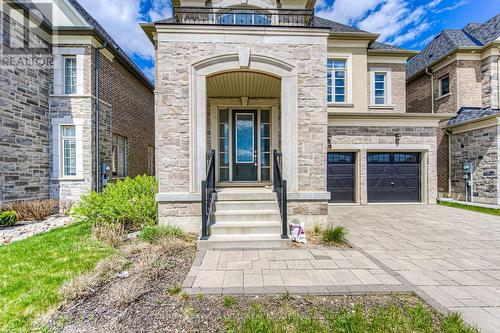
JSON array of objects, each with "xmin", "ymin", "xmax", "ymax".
[{"xmin": 327, "ymin": 152, "xmax": 356, "ymax": 203}]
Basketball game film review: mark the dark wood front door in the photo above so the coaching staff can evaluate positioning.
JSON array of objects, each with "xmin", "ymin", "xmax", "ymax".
[{"xmin": 232, "ymin": 111, "xmax": 257, "ymax": 181}]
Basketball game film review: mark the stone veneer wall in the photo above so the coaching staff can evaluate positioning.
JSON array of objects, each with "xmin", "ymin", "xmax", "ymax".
[
  {"xmin": 328, "ymin": 126, "xmax": 438, "ymax": 204},
  {"xmin": 481, "ymin": 55, "xmax": 500, "ymax": 109},
  {"xmin": 450, "ymin": 125, "xmax": 498, "ymax": 204},
  {"xmin": 155, "ymin": 31, "xmax": 328, "ymax": 230},
  {"xmin": 0, "ymin": 11, "xmax": 52, "ymax": 202}
]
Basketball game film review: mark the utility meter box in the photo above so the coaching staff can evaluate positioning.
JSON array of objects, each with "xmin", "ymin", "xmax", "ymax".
[{"xmin": 463, "ymin": 161, "xmax": 475, "ymax": 174}]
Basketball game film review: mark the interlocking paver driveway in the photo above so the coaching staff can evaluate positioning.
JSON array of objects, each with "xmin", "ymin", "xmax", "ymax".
[{"xmin": 333, "ymin": 204, "xmax": 500, "ymax": 333}]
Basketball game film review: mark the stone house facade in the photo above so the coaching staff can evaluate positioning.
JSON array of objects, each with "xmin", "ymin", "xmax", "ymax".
[
  {"xmin": 407, "ymin": 14, "xmax": 500, "ymax": 205},
  {"xmin": 142, "ymin": 0, "xmax": 446, "ymax": 247},
  {"xmin": 0, "ymin": 0, "xmax": 154, "ymax": 203}
]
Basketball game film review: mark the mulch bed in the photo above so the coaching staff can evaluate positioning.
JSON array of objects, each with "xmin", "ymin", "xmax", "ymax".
[{"xmin": 48, "ymin": 235, "xmax": 437, "ymax": 333}]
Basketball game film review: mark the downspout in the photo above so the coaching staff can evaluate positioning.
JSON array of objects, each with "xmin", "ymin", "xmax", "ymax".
[
  {"xmin": 444, "ymin": 129, "xmax": 452, "ymax": 197},
  {"xmin": 95, "ymin": 42, "xmax": 107, "ymax": 192},
  {"xmin": 425, "ymin": 67, "xmax": 435, "ymax": 113}
]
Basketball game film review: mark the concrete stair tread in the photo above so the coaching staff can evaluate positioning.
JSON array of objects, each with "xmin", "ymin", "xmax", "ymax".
[
  {"xmin": 205, "ymin": 234, "xmax": 285, "ymax": 241},
  {"xmin": 211, "ymin": 221, "xmax": 281, "ymax": 227},
  {"xmin": 215, "ymin": 209, "xmax": 278, "ymax": 215}
]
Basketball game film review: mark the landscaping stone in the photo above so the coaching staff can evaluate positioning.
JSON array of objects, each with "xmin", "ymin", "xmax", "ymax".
[{"xmin": 0, "ymin": 215, "xmax": 75, "ymax": 245}]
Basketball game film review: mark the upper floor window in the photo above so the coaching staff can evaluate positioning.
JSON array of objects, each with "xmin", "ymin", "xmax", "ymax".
[
  {"xmin": 327, "ymin": 59, "xmax": 346, "ymax": 103},
  {"xmin": 112, "ymin": 134, "xmax": 128, "ymax": 178},
  {"xmin": 61, "ymin": 125, "xmax": 76, "ymax": 176},
  {"xmin": 217, "ymin": 9, "xmax": 271, "ymax": 25},
  {"xmin": 439, "ymin": 75, "xmax": 450, "ymax": 97},
  {"xmin": 64, "ymin": 56, "xmax": 77, "ymax": 94},
  {"xmin": 374, "ymin": 72, "xmax": 386, "ymax": 105}
]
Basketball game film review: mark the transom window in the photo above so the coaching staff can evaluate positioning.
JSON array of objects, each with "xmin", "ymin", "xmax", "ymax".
[
  {"xmin": 374, "ymin": 72, "xmax": 386, "ymax": 105},
  {"xmin": 61, "ymin": 126, "xmax": 76, "ymax": 176},
  {"xmin": 439, "ymin": 75, "xmax": 450, "ymax": 96},
  {"xmin": 112, "ymin": 134, "xmax": 128, "ymax": 178},
  {"xmin": 64, "ymin": 56, "xmax": 77, "ymax": 95},
  {"xmin": 327, "ymin": 59, "xmax": 347, "ymax": 103}
]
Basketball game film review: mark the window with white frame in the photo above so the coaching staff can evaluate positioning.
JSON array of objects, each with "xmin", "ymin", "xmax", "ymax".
[
  {"xmin": 148, "ymin": 145, "xmax": 155, "ymax": 176},
  {"xmin": 439, "ymin": 75, "xmax": 450, "ymax": 97},
  {"xmin": 61, "ymin": 125, "xmax": 77, "ymax": 176},
  {"xmin": 374, "ymin": 72, "xmax": 386, "ymax": 105},
  {"xmin": 112, "ymin": 134, "xmax": 128, "ymax": 178},
  {"xmin": 64, "ymin": 56, "xmax": 77, "ymax": 94},
  {"xmin": 327, "ymin": 59, "xmax": 347, "ymax": 103}
]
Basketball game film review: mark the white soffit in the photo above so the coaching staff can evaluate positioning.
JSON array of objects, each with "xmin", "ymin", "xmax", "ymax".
[
  {"xmin": 207, "ymin": 71, "xmax": 281, "ymax": 98},
  {"xmin": 31, "ymin": 0, "xmax": 88, "ymax": 27}
]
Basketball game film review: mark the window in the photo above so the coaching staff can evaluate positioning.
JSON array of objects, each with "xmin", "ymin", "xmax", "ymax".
[
  {"xmin": 217, "ymin": 9, "xmax": 271, "ymax": 25},
  {"xmin": 112, "ymin": 134, "xmax": 127, "ymax": 178},
  {"xmin": 219, "ymin": 109, "xmax": 230, "ymax": 181},
  {"xmin": 61, "ymin": 126, "xmax": 76, "ymax": 176},
  {"xmin": 64, "ymin": 56, "xmax": 77, "ymax": 94},
  {"xmin": 148, "ymin": 145, "xmax": 155, "ymax": 176},
  {"xmin": 260, "ymin": 110, "xmax": 271, "ymax": 181},
  {"xmin": 374, "ymin": 72, "xmax": 386, "ymax": 105},
  {"xmin": 327, "ymin": 59, "xmax": 347, "ymax": 103},
  {"xmin": 439, "ymin": 75, "xmax": 450, "ymax": 96}
]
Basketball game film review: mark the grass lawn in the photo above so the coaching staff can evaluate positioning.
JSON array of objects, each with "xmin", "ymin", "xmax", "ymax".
[
  {"xmin": 438, "ymin": 200, "xmax": 500, "ymax": 216},
  {"xmin": 0, "ymin": 222, "xmax": 115, "ymax": 332}
]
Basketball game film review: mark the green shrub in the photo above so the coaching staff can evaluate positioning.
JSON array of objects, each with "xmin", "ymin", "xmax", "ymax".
[
  {"xmin": 0, "ymin": 211, "xmax": 17, "ymax": 226},
  {"xmin": 140, "ymin": 225, "xmax": 184, "ymax": 243},
  {"xmin": 73, "ymin": 175, "xmax": 158, "ymax": 231},
  {"xmin": 223, "ymin": 295, "xmax": 236, "ymax": 307},
  {"xmin": 322, "ymin": 226, "xmax": 347, "ymax": 244}
]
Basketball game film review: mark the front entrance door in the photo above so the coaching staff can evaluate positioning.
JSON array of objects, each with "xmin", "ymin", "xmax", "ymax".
[{"xmin": 232, "ymin": 111, "xmax": 258, "ymax": 181}]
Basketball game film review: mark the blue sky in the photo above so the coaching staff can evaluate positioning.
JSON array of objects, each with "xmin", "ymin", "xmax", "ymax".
[{"xmin": 78, "ymin": 0, "xmax": 500, "ymax": 82}]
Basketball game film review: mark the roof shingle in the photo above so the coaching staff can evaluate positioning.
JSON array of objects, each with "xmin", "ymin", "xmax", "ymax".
[{"xmin": 447, "ymin": 107, "xmax": 500, "ymax": 127}]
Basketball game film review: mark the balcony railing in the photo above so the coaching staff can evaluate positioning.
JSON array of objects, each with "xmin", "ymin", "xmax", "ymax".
[{"xmin": 172, "ymin": 7, "xmax": 314, "ymax": 27}]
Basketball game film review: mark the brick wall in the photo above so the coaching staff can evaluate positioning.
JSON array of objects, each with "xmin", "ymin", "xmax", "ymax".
[
  {"xmin": 0, "ymin": 11, "xmax": 52, "ymax": 202},
  {"xmin": 436, "ymin": 127, "xmax": 449, "ymax": 195},
  {"xmin": 450, "ymin": 125, "xmax": 498, "ymax": 204},
  {"xmin": 97, "ymin": 51, "xmax": 155, "ymax": 178},
  {"xmin": 482, "ymin": 55, "xmax": 500, "ymax": 109}
]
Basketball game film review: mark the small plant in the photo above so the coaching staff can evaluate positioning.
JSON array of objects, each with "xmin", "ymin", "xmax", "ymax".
[
  {"xmin": 2, "ymin": 199, "xmax": 58, "ymax": 221},
  {"xmin": 91, "ymin": 224, "xmax": 126, "ymax": 247},
  {"xmin": 0, "ymin": 211, "xmax": 17, "ymax": 226},
  {"xmin": 441, "ymin": 312, "xmax": 480, "ymax": 333},
  {"xmin": 179, "ymin": 291, "xmax": 190, "ymax": 302},
  {"xmin": 322, "ymin": 226, "xmax": 347, "ymax": 244},
  {"xmin": 223, "ymin": 295, "xmax": 236, "ymax": 307},
  {"xmin": 184, "ymin": 305, "xmax": 195, "ymax": 317},
  {"xmin": 73, "ymin": 175, "xmax": 158, "ymax": 232},
  {"xmin": 140, "ymin": 225, "xmax": 185, "ymax": 244},
  {"xmin": 313, "ymin": 224, "xmax": 322, "ymax": 234},
  {"xmin": 196, "ymin": 293, "xmax": 204, "ymax": 300},
  {"xmin": 166, "ymin": 284, "xmax": 182, "ymax": 296}
]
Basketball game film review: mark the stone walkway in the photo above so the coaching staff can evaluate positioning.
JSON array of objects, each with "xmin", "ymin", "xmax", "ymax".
[
  {"xmin": 334, "ymin": 205, "xmax": 500, "ymax": 333},
  {"xmin": 183, "ymin": 247, "xmax": 409, "ymax": 295},
  {"xmin": 0, "ymin": 215, "xmax": 74, "ymax": 245}
]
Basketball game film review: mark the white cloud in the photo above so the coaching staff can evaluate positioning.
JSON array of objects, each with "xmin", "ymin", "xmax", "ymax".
[
  {"xmin": 316, "ymin": 0, "xmax": 466, "ymax": 47},
  {"xmin": 77, "ymin": 0, "xmax": 170, "ymax": 61},
  {"xmin": 316, "ymin": 0, "xmax": 385, "ymax": 25}
]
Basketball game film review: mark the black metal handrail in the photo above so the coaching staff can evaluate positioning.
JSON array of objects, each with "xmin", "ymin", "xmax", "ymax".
[
  {"xmin": 201, "ymin": 149, "xmax": 216, "ymax": 240},
  {"xmin": 172, "ymin": 7, "xmax": 314, "ymax": 27},
  {"xmin": 273, "ymin": 150, "xmax": 288, "ymax": 239}
]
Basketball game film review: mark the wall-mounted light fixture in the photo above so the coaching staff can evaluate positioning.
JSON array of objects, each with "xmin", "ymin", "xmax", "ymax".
[{"xmin": 395, "ymin": 133, "xmax": 401, "ymax": 145}]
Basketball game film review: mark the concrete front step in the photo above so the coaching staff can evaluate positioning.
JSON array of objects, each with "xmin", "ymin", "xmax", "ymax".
[
  {"xmin": 211, "ymin": 221, "xmax": 281, "ymax": 235},
  {"xmin": 217, "ymin": 190, "xmax": 276, "ymax": 201},
  {"xmin": 197, "ymin": 234, "xmax": 290, "ymax": 249},
  {"xmin": 216, "ymin": 200, "xmax": 278, "ymax": 212},
  {"xmin": 215, "ymin": 210, "xmax": 280, "ymax": 223}
]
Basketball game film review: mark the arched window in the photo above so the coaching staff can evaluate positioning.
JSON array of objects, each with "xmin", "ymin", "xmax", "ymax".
[{"xmin": 217, "ymin": 9, "xmax": 271, "ymax": 26}]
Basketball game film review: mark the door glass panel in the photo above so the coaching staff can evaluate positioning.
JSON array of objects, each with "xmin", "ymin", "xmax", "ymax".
[
  {"xmin": 235, "ymin": 113, "xmax": 254, "ymax": 163},
  {"xmin": 260, "ymin": 110, "xmax": 271, "ymax": 181},
  {"xmin": 219, "ymin": 109, "xmax": 229, "ymax": 181}
]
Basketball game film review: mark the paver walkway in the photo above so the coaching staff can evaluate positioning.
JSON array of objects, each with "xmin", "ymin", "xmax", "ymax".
[
  {"xmin": 183, "ymin": 248, "xmax": 408, "ymax": 295},
  {"xmin": 334, "ymin": 205, "xmax": 500, "ymax": 333}
]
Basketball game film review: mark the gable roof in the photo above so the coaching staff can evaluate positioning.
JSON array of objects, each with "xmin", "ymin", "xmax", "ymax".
[
  {"xmin": 447, "ymin": 107, "xmax": 500, "ymax": 127},
  {"xmin": 407, "ymin": 14, "xmax": 500, "ymax": 80}
]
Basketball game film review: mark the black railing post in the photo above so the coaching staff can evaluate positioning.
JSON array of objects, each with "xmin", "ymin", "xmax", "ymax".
[
  {"xmin": 201, "ymin": 180, "xmax": 208, "ymax": 240},
  {"xmin": 281, "ymin": 179, "xmax": 287, "ymax": 239}
]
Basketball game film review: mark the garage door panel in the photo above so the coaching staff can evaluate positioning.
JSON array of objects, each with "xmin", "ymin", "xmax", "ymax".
[
  {"xmin": 327, "ymin": 153, "xmax": 355, "ymax": 203},
  {"xmin": 367, "ymin": 153, "xmax": 420, "ymax": 203}
]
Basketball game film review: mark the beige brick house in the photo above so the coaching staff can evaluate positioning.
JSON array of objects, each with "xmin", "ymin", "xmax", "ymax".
[
  {"xmin": 407, "ymin": 14, "xmax": 500, "ymax": 205},
  {"xmin": 142, "ymin": 0, "xmax": 447, "ymax": 248},
  {"xmin": 0, "ymin": 0, "xmax": 155, "ymax": 203}
]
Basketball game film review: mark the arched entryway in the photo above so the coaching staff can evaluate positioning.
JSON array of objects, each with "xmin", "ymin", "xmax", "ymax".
[{"xmin": 189, "ymin": 52, "xmax": 298, "ymax": 193}]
